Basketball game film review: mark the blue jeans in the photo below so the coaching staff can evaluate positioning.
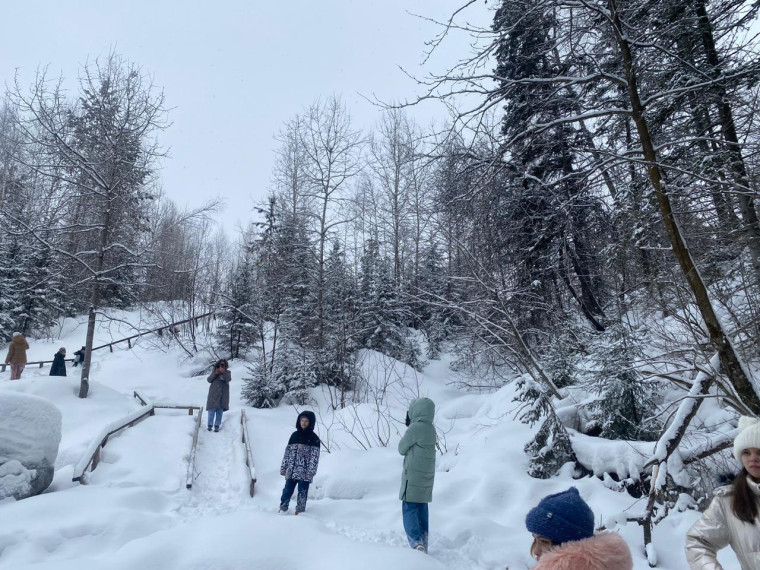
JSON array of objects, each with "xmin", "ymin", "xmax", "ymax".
[
  {"xmin": 402, "ymin": 501, "xmax": 429, "ymax": 551},
  {"xmin": 208, "ymin": 408, "xmax": 223, "ymax": 427},
  {"xmin": 280, "ymin": 479, "xmax": 310, "ymax": 512}
]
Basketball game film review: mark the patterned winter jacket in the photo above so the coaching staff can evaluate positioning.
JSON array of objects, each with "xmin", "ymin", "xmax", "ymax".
[{"xmin": 280, "ymin": 411, "xmax": 321, "ymax": 482}]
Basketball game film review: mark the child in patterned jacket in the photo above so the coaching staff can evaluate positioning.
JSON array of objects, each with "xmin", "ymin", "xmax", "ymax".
[{"xmin": 279, "ymin": 410, "xmax": 321, "ymax": 514}]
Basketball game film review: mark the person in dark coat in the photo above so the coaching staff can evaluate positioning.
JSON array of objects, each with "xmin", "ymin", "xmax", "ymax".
[
  {"xmin": 279, "ymin": 410, "xmax": 321, "ymax": 514},
  {"xmin": 49, "ymin": 347, "xmax": 67, "ymax": 377},
  {"xmin": 72, "ymin": 346, "xmax": 86, "ymax": 367},
  {"xmin": 206, "ymin": 359, "xmax": 231, "ymax": 432}
]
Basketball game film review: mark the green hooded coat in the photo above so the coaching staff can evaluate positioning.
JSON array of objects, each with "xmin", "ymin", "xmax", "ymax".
[{"xmin": 398, "ymin": 397, "xmax": 436, "ymax": 503}]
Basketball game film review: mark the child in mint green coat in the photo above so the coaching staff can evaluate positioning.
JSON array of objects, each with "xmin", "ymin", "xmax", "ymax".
[{"xmin": 398, "ymin": 397, "xmax": 436, "ymax": 553}]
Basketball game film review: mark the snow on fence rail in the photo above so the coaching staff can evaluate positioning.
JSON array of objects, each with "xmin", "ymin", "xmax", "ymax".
[
  {"xmin": 72, "ymin": 405, "xmax": 157, "ymax": 483},
  {"xmin": 72, "ymin": 391, "xmax": 202, "ymax": 484},
  {"xmin": 91, "ymin": 311, "xmax": 216, "ymax": 352},
  {"xmin": 1, "ymin": 311, "xmax": 216, "ymax": 373},
  {"xmin": 186, "ymin": 404, "xmax": 204, "ymax": 489},
  {"xmin": 240, "ymin": 409, "xmax": 257, "ymax": 497}
]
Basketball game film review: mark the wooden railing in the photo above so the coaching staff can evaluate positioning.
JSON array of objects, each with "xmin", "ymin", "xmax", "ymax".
[
  {"xmin": 240, "ymin": 409, "xmax": 257, "ymax": 497},
  {"xmin": 72, "ymin": 392, "xmax": 201, "ymax": 484},
  {"xmin": 0, "ymin": 358, "xmax": 76, "ymax": 373},
  {"xmin": 93, "ymin": 311, "xmax": 216, "ymax": 353},
  {"xmin": 1, "ymin": 310, "xmax": 216, "ymax": 373},
  {"xmin": 72, "ymin": 406, "xmax": 157, "ymax": 483},
  {"xmin": 186, "ymin": 405, "xmax": 204, "ymax": 489}
]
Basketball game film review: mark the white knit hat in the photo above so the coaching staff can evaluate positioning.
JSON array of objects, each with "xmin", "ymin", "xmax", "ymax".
[{"xmin": 734, "ymin": 416, "xmax": 760, "ymax": 461}]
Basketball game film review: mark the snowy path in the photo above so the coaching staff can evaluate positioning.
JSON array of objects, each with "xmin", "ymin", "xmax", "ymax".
[{"xmin": 177, "ymin": 409, "xmax": 252, "ymax": 520}]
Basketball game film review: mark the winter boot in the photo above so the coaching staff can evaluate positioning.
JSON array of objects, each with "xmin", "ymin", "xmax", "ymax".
[
  {"xmin": 214, "ymin": 426, "xmax": 220, "ymax": 432},
  {"xmin": 207, "ymin": 426, "xmax": 212, "ymax": 431}
]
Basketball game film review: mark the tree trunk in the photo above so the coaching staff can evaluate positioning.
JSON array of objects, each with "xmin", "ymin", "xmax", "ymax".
[
  {"xmin": 79, "ymin": 287, "xmax": 99, "ymax": 398},
  {"xmin": 609, "ymin": 0, "xmax": 760, "ymax": 414},
  {"xmin": 695, "ymin": 0, "xmax": 760, "ymax": 284}
]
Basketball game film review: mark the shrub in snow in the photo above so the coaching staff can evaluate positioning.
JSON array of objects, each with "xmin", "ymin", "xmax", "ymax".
[{"xmin": 0, "ymin": 392, "xmax": 62, "ymax": 500}]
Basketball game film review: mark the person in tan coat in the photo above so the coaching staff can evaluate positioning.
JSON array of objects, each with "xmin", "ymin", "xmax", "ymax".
[
  {"xmin": 5, "ymin": 332, "xmax": 29, "ymax": 380},
  {"xmin": 685, "ymin": 416, "xmax": 760, "ymax": 569}
]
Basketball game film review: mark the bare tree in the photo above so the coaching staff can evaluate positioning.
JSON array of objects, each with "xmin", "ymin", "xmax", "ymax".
[
  {"xmin": 299, "ymin": 96, "xmax": 363, "ymax": 348},
  {"xmin": 7, "ymin": 53, "xmax": 169, "ymax": 398}
]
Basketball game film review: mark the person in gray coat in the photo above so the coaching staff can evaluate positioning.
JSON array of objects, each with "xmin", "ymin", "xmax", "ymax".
[
  {"xmin": 206, "ymin": 359, "xmax": 231, "ymax": 432},
  {"xmin": 398, "ymin": 397, "xmax": 436, "ymax": 553}
]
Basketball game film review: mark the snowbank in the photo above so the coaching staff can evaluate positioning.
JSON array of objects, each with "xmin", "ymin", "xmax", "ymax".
[{"xmin": 0, "ymin": 391, "xmax": 62, "ymax": 499}]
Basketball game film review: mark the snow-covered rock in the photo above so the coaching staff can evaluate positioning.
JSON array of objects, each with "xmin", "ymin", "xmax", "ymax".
[{"xmin": 0, "ymin": 391, "xmax": 62, "ymax": 500}]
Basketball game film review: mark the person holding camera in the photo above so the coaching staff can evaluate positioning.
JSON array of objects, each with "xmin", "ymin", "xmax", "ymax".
[{"xmin": 206, "ymin": 359, "xmax": 231, "ymax": 432}]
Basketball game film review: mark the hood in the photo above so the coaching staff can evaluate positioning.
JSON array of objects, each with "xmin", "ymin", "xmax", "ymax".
[
  {"xmin": 296, "ymin": 410, "xmax": 317, "ymax": 433},
  {"xmin": 534, "ymin": 532, "xmax": 633, "ymax": 570},
  {"xmin": 408, "ymin": 398, "xmax": 435, "ymax": 424},
  {"xmin": 12, "ymin": 335, "xmax": 27, "ymax": 346}
]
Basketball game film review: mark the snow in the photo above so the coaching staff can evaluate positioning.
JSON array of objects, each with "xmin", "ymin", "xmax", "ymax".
[
  {"xmin": 0, "ymin": 311, "xmax": 743, "ymax": 569},
  {"xmin": 0, "ymin": 391, "xmax": 62, "ymax": 499},
  {"xmin": 0, "ymin": 392, "xmax": 61, "ymax": 467}
]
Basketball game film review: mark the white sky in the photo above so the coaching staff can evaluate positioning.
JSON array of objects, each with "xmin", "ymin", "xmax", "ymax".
[{"xmin": 2, "ymin": 1, "xmax": 492, "ymax": 232}]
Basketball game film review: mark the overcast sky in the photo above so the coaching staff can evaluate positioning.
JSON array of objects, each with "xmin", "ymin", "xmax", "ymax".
[{"xmin": 2, "ymin": 1, "xmax": 492, "ymax": 233}]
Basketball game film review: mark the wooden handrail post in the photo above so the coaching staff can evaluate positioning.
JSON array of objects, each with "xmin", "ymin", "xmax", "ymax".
[
  {"xmin": 186, "ymin": 407, "xmax": 203, "ymax": 489},
  {"xmin": 240, "ymin": 410, "xmax": 257, "ymax": 497}
]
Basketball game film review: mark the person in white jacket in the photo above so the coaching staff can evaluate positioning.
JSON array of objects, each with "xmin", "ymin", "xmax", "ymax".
[{"xmin": 685, "ymin": 416, "xmax": 760, "ymax": 569}]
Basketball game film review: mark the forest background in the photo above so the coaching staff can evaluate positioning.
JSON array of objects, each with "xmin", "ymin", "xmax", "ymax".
[{"xmin": 2, "ymin": 0, "xmax": 760, "ymax": 557}]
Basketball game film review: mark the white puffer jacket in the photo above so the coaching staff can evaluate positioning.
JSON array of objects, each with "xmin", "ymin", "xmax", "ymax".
[{"xmin": 685, "ymin": 478, "xmax": 760, "ymax": 569}]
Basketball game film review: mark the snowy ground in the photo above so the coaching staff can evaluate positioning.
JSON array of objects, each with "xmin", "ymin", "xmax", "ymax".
[{"xmin": 0, "ymin": 312, "xmax": 742, "ymax": 569}]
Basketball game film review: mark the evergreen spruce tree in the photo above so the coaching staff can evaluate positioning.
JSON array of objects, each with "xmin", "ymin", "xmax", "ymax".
[
  {"xmin": 415, "ymin": 241, "xmax": 456, "ymax": 359},
  {"xmin": 242, "ymin": 345, "xmax": 316, "ymax": 407},
  {"xmin": 319, "ymin": 240, "xmax": 360, "ymax": 393},
  {"xmin": 358, "ymin": 238, "xmax": 421, "ymax": 368},
  {"xmin": 216, "ymin": 243, "xmax": 259, "ymax": 360},
  {"xmin": 584, "ymin": 324, "xmax": 660, "ymax": 441},
  {"xmin": 524, "ymin": 408, "xmax": 577, "ymax": 479},
  {"xmin": 0, "ymin": 234, "xmax": 19, "ymax": 339},
  {"xmin": 12, "ymin": 243, "xmax": 64, "ymax": 335},
  {"xmin": 492, "ymin": 0, "xmax": 608, "ymax": 333}
]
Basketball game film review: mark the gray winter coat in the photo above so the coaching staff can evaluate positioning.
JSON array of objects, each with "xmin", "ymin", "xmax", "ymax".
[
  {"xmin": 398, "ymin": 397, "xmax": 436, "ymax": 503},
  {"xmin": 685, "ymin": 479, "xmax": 760, "ymax": 569},
  {"xmin": 206, "ymin": 370, "xmax": 231, "ymax": 411}
]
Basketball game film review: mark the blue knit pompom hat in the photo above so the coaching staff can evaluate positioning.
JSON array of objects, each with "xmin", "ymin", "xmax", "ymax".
[{"xmin": 525, "ymin": 487, "xmax": 595, "ymax": 545}]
